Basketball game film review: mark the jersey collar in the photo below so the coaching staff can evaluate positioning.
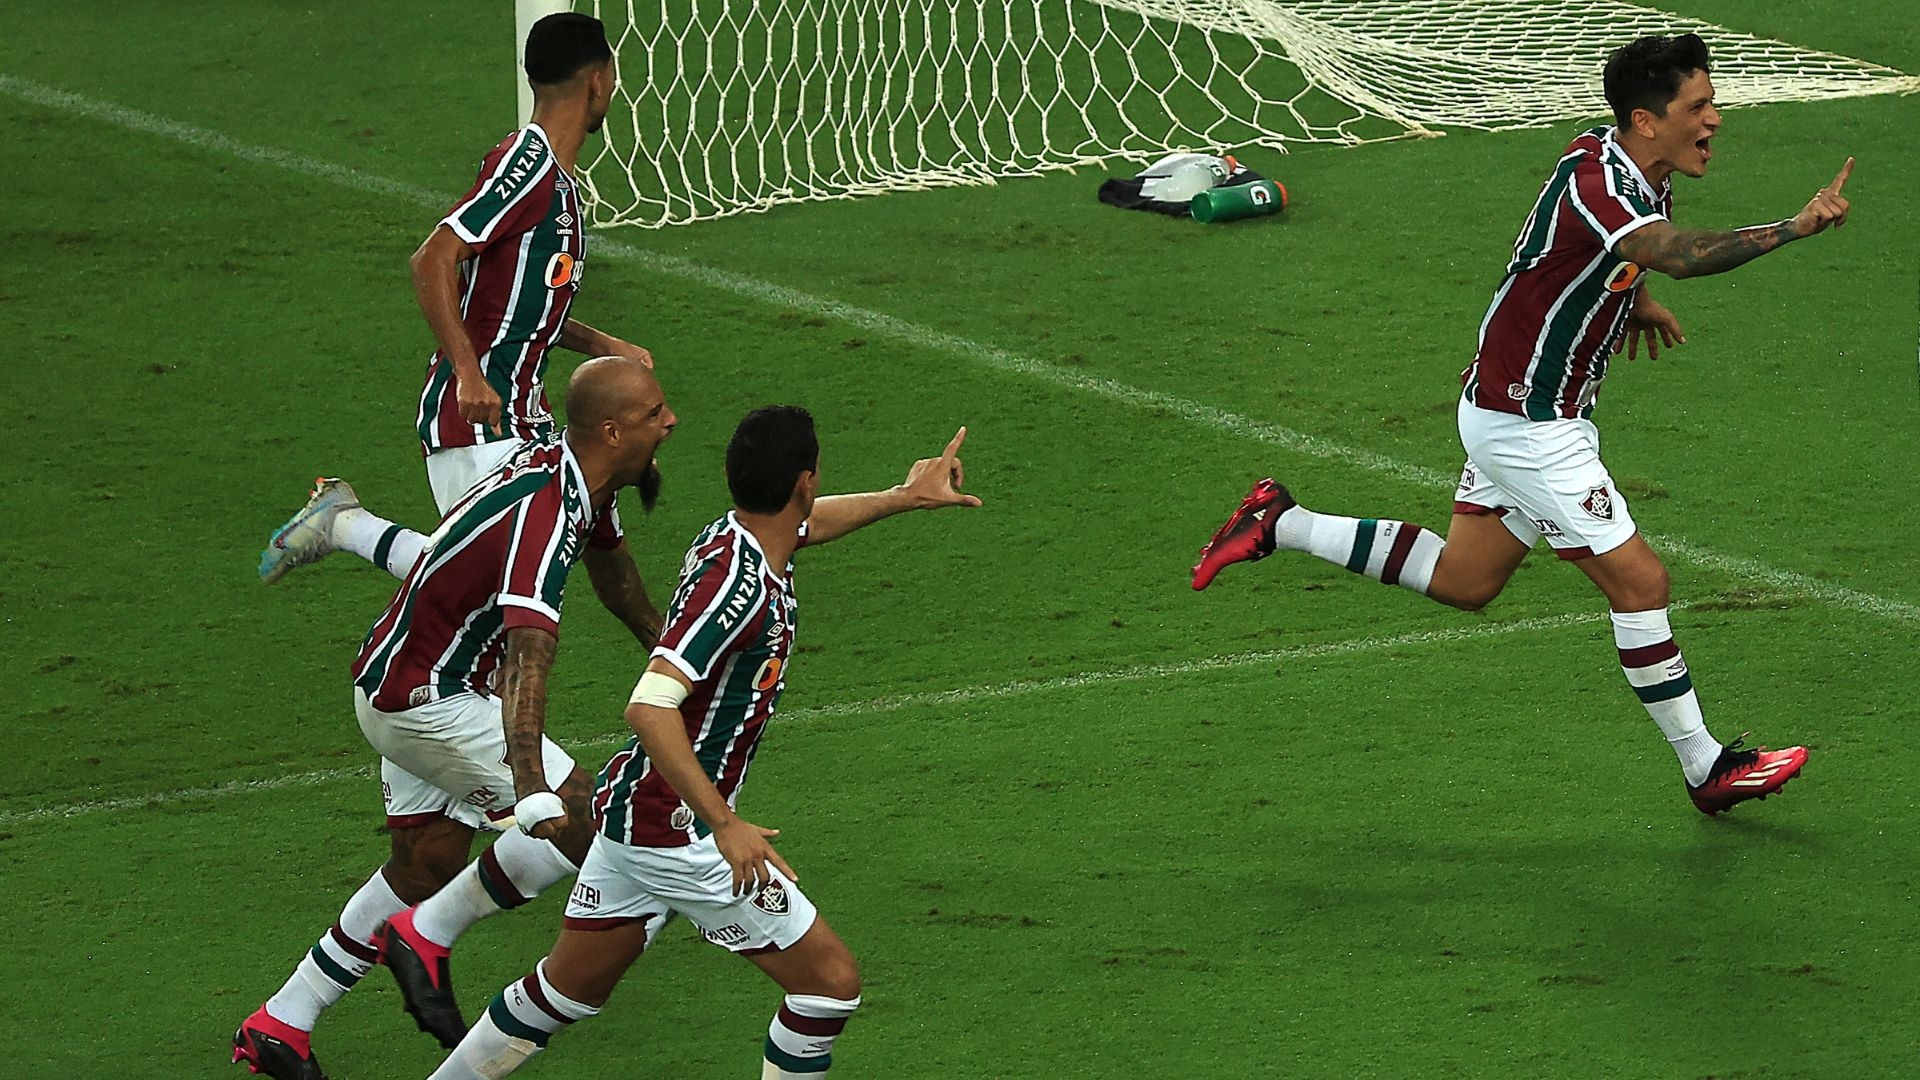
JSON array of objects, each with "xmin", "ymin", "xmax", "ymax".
[
  {"xmin": 523, "ymin": 121, "xmax": 577, "ymax": 183},
  {"xmin": 1600, "ymin": 126, "xmax": 1663, "ymax": 199}
]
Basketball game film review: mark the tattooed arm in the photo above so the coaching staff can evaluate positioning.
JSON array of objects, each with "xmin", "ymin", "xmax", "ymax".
[
  {"xmin": 584, "ymin": 540, "xmax": 664, "ymax": 648},
  {"xmin": 499, "ymin": 626, "xmax": 564, "ymax": 838},
  {"xmin": 1617, "ymin": 157, "xmax": 1854, "ymax": 280}
]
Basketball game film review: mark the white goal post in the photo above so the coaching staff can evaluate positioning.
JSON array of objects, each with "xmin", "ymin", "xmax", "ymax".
[{"xmin": 513, "ymin": 1, "xmax": 1917, "ymax": 229}]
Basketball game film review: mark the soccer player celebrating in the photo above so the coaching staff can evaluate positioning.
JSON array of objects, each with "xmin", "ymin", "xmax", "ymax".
[
  {"xmin": 1191, "ymin": 34, "xmax": 1847, "ymax": 814},
  {"xmin": 233, "ymin": 357, "xmax": 675, "ymax": 1080},
  {"xmin": 421, "ymin": 410, "xmax": 980, "ymax": 1080},
  {"xmin": 259, "ymin": 12, "xmax": 655, "ymax": 583}
]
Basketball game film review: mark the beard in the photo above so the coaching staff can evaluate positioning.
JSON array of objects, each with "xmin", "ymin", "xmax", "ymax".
[{"xmin": 637, "ymin": 460, "xmax": 662, "ymax": 513}]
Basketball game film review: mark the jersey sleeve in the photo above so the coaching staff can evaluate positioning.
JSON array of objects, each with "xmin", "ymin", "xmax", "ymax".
[
  {"xmin": 1566, "ymin": 158, "xmax": 1667, "ymax": 253},
  {"xmin": 497, "ymin": 484, "xmax": 572, "ymax": 638},
  {"xmin": 651, "ymin": 545, "xmax": 766, "ymax": 685},
  {"xmin": 440, "ymin": 129, "xmax": 556, "ymax": 254}
]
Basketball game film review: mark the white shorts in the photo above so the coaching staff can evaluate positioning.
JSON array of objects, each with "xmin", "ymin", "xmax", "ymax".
[
  {"xmin": 354, "ymin": 688, "xmax": 577, "ymax": 830},
  {"xmin": 1454, "ymin": 395, "xmax": 1637, "ymax": 560},
  {"xmin": 425, "ymin": 439, "xmax": 528, "ymax": 515},
  {"xmin": 562, "ymin": 833, "xmax": 819, "ymax": 953}
]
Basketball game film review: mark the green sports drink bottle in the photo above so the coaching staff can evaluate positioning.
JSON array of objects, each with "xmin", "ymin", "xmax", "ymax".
[{"xmin": 1190, "ymin": 179, "xmax": 1288, "ymax": 223}]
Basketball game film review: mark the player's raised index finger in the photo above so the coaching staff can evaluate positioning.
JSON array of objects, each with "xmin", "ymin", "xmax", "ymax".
[
  {"xmin": 941, "ymin": 426, "xmax": 968, "ymax": 460},
  {"xmin": 1827, "ymin": 156, "xmax": 1854, "ymax": 193}
]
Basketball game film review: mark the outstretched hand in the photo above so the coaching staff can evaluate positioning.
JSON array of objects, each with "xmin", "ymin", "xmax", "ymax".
[
  {"xmin": 1792, "ymin": 157, "xmax": 1853, "ymax": 238},
  {"xmin": 899, "ymin": 427, "xmax": 984, "ymax": 510},
  {"xmin": 1615, "ymin": 296, "xmax": 1685, "ymax": 361}
]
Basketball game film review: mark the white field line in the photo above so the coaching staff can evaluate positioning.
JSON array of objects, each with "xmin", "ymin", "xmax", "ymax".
[
  {"xmin": 2, "ymin": 74, "xmax": 1912, "ymax": 625},
  {"xmin": 0, "ymin": 611, "xmax": 1603, "ymax": 831}
]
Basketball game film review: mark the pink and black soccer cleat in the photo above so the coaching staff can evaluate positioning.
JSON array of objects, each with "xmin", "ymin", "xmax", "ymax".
[
  {"xmin": 1687, "ymin": 734, "xmax": 1808, "ymax": 815},
  {"xmin": 1191, "ymin": 478, "xmax": 1294, "ymax": 591},
  {"xmin": 232, "ymin": 1006, "xmax": 327, "ymax": 1080},
  {"xmin": 381, "ymin": 907, "xmax": 470, "ymax": 1049}
]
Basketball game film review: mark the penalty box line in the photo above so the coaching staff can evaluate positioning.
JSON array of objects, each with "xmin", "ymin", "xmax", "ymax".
[
  {"xmin": 1, "ymin": 612, "xmax": 1604, "ymax": 830},
  {"xmin": 0, "ymin": 74, "xmax": 1913, "ymax": 627}
]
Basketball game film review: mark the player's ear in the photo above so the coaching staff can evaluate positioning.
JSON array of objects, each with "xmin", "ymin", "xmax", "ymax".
[{"xmin": 1630, "ymin": 106, "xmax": 1659, "ymax": 139}]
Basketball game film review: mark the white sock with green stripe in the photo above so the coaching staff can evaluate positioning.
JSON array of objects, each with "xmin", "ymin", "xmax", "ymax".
[
  {"xmin": 263, "ymin": 868, "xmax": 404, "ymax": 1031},
  {"xmin": 1271, "ymin": 507, "xmax": 1445, "ymax": 594},
  {"xmin": 1611, "ymin": 608, "xmax": 1722, "ymax": 785},
  {"xmin": 428, "ymin": 960, "xmax": 597, "ymax": 1080},
  {"xmin": 764, "ymin": 994, "xmax": 861, "ymax": 1077},
  {"xmin": 331, "ymin": 507, "xmax": 428, "ymax": 579},
  {"xmin": 411, "ymin": 830, "xmax": 578, "ymax": 948}
]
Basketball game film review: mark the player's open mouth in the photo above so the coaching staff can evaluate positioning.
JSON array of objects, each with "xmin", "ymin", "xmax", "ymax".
[{"xmin": 1696, "ymin": 137, "xmax": 1712, "ymax": 162}]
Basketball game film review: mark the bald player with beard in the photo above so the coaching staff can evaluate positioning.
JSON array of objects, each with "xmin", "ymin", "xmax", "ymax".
[{"xmin": 234, "ymin": 356, "xmax": 676, "ymax": 1080}]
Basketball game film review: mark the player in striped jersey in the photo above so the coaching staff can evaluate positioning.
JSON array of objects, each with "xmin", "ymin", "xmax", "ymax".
[
  {"xmin": 234, "ymin": 357, "xmax": 674, "ymax": 1080},
  {"xmin": 426, "ymin": 410, "xmax": 981, "ymax": 1080},
  {"xmin": 1192, "ymin": 34, "xmax": 1852, "ymax": 815},
  {"xmin": 258, "ymin": 13, "xmax": 656, "ymax": 585}
]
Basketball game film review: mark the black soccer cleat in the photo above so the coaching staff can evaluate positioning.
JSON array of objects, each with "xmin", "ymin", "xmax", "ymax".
[
  {"xmin": 232, "ymin": 1007, "xmax": 328, "ymax": 1080},
  {"xmin": 382, "ymin": 907, "xmax": 471, "ymax": 1049}
]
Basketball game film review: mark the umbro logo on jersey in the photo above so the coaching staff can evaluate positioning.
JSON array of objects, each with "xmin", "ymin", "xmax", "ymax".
[
  {"xmin": 752, "ymin": 880, "xmax": 792, "ymax": 916},
  {"xmin": 1582, "ymin": 487, "xmax": 1614, "ymax": 521},
  {"xmin": 556, "ymin": 212, "xmax": 574, "ymax": 227}
]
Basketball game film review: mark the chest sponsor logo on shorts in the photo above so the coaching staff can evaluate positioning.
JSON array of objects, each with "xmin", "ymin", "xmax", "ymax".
[
  {"xmin": 1605, "ymin": 260, "xmax": 1644, "ymax": 293},
  {"xmin": 1581, "ymin": 486, "xmax": 1615, "ymax": 521},
  {"xmin": 1455, "ymin": 465, "xmax": 1477, "ymax": 495},
  {"xmin": 669, "ymin": 804, "xmax": 696, "ymax": 831},
  {"xmin": 463, "ymin": 786, "xmax": 498, "ymax": 808},
  {"xmin": 702, "ymin": 923, "xmax": 750, "ymax": 946},
  {"xmin": 752, "ymin": 879, "xmax": 791, "ymax": 916},
  {"xmin": 570, "ymin": 882, "xmax": 601, "ymax": 910},
  {"xmin": 1529, "ymin": 516, "xmax": 1564, "ymax": 539},
  {"xmin": 1507, "ymin": 382, "xmax": 1530, "ymax": 401}
]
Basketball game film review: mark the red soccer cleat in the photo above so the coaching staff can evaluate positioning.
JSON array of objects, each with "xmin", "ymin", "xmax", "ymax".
[
  {"xmin": 232, "ymin": 1006, "xmax": 327, "ymax": 1080},
  {"xmin": 1687, "ymin": 734, "xmax": 1808, "ymax": 815},
  {"xmin": 1191, "ymin": 478, "xmax": 1294, "ymax": 591},
  {"xmin": 381, "ymin": 907, "xmax": 470, "ymax": 1049}
]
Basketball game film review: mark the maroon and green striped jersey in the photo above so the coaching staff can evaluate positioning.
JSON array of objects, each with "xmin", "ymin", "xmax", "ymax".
[
  {"xmin": 593, "ymin": 514, "xmax": 805, "ymax": 848},
  {"xmin": 351, "ymin": 436, "xmax": 620, "ymax": 713},
  {"xmin": 1463, "ymin": 126, "xmax": 1672, "ymax": 421},
  {"xmin": 416, "ymin": 123, "xmax": 587, "ymax": 455}
]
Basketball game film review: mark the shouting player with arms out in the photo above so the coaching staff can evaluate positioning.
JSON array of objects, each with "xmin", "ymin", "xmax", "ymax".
[
  {"xmin": 422, "ymin": 410, "xmax": 980, "ymax": 1080},
  {"xmin": 233, "ymin": 357, "xmax": 675, "ymax": 1080},
  {"xmin": 260, "ymin": 13, "xmax": 657, "ymax": 584},
  {"xmin": 1192, "ymin": 34, "xmax": 1850, "ymax": 814}
]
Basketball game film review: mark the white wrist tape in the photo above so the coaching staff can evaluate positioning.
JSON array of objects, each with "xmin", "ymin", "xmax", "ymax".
[
  {"xmin": 514, "ymin": 791, "xmax": 566, "ymax": 834},
  {"xmin": 630, "ymin": 669, "xmax": 691, "ymax": 709}
]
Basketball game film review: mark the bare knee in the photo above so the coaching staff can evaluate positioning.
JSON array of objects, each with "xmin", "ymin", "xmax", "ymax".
[
  {"xmin": 805, "ymin": 952, "xmax": 861, "ymax": 1002},
  {"xmin": 383, "ymin": 817, "xmax": 475, "ymax": 903}
]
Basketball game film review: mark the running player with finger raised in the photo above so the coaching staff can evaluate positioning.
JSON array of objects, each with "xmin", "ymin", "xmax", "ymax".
[
  {"xmin": 424, "ymin": 412, "xmax": 980, "ymax": 1079},
  {"xmin": 1193, "ymin": 34, "xmax": 1851, "ymax": 815}
]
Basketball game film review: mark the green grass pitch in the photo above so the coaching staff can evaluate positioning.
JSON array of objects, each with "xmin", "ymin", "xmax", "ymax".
[{"xmin": 3, "ymin": 2, "xmax": 1917, "ymax": 1076}]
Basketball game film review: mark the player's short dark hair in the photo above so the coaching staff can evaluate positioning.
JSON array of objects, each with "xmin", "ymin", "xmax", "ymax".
[
  {"xmin": 727, "ymin": 406, "xmax": 819, "ymax": 514},
  {"xmin": 524, "ymin": 13, "xmax": 612, "ymax": 88},
  {"xmin": 1603, "ymin": 33, "xmax": 1712, "ymax": 128}
]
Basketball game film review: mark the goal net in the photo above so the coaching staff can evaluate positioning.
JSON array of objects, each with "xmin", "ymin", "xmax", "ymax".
[{"xmin": 570, "ymin": 0, "xmax": 1917, "ymax": 228}]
